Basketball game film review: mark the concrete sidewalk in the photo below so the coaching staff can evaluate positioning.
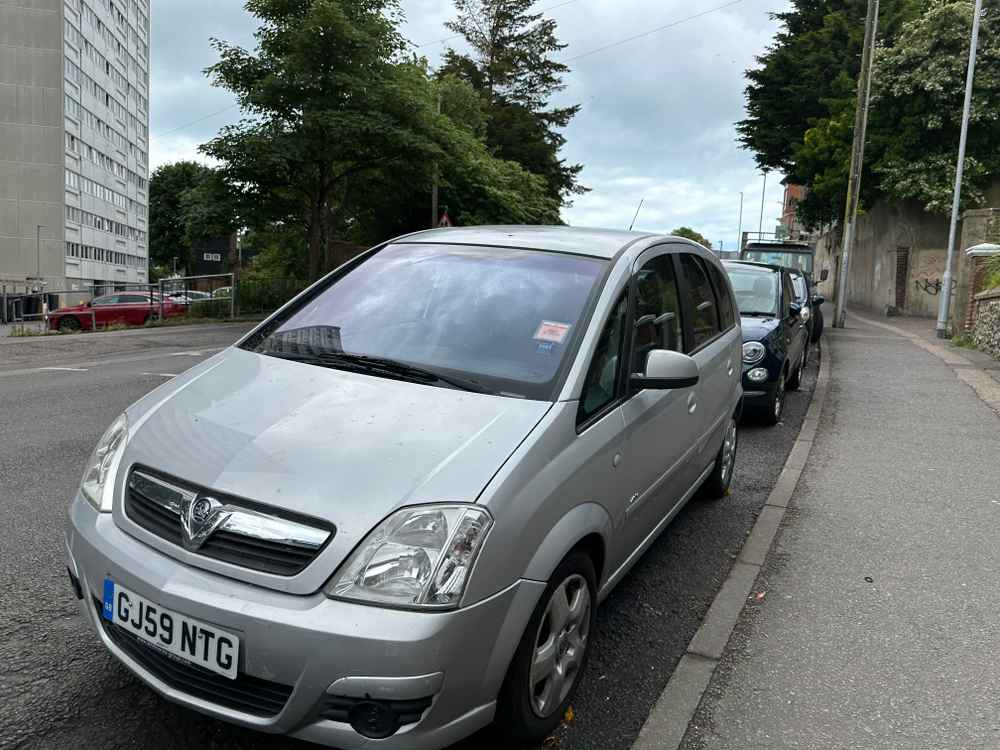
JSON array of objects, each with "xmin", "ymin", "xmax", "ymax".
[{"xmin": 681, "ymin": 313, "xmax": 1000, "ymax": 750}]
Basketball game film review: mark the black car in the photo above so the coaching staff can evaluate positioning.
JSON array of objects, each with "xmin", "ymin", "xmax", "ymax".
[
  {"xmin": 789, "ymin": 269, "xmax": 826, "ymax": 343},
  {"xmin": 724, "ymin": 261, "xmax": 810, "ymax": 425},
  {"xmin": 739, "ymin": 241, "xmax": 826, "ymax": 342}
]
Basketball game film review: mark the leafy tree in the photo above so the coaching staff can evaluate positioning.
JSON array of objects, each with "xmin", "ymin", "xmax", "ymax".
[
  {"xmin": 872, "ymin": 0, "xmax": 1000, "ymax": 213},
  {"xmin": 148, "ymin": 161, "xmax": 205, "ymax": 271},
  {"xmin": 202, "ymin": 0, "xmax": 446, "ymax": 280},
  {"xmin": 671, "ymin": 227, "xmax": 713, "ymax": 249},
  {"xmin": 440, "ymin": 0, "xmax": 584, "ymax": 202},
  {"xmin": 149, "ymin": 162, "xmax": 237, "ymax": 273},
  {"xmin": 738, "ymin": 1, "xmax": 924, "ymax": 227}
]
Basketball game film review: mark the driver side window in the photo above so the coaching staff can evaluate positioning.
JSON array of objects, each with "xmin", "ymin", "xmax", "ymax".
[
  {"xmin": 579, "ymin": 292, "xmax": 628, "ymax": 424},
  {"xmin": 631, "ymin": 253, "xmax": 683, "ymax": 375}
]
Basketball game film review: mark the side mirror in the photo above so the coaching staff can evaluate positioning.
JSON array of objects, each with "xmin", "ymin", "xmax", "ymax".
[
  {"xmin": 789, "ymin": 301, "xmax": 802, "ymax": 318},
  {"xmin": 820, "ymin": 269, "xmax": 830, "ymax": 282},
  {"xmin": 630, "ymin": 349, "xmax": 699, "ymax": 390},
  {"xmin": 812, "ymin": 295, "xmax": 826, "ymax": 306}
]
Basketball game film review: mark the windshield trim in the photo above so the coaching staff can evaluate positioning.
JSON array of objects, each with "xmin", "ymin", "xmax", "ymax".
[{"xmin": 238, "ymin": 241, "xmax": 624, "ymax": 402}]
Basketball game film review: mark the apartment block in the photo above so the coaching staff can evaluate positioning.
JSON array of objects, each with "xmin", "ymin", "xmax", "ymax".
[{"xmin": 0, "ymin": 0, "xmax": 149, "ymax": 299}]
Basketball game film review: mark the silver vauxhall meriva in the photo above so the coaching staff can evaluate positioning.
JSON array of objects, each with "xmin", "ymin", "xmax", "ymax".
[{"xmin": 65, "ymin": 226, "xmax": 742, "ymax": 748}]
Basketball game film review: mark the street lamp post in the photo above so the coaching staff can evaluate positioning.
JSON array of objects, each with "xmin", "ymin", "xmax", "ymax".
[
  {"xmin": 737, "ymin": 192, "xmax": 744, "ymax": 252},
  {"xmin": 758, "ymin": 171, "xmax": 768, "ymax": 237},
  {"xmin": 937, "ymin": 0, "xmax": 984, "ymax": 338},
  {"xmin": 35, "ymin": 224, "xmax": 44, "ymax": 281}
]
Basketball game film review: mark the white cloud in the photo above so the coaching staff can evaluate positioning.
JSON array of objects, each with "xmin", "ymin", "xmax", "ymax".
[{"xmin": 149, "ymin": 0, "xmax": 793, "ymax": 244}]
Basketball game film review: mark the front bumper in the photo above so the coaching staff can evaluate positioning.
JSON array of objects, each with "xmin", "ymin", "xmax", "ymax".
[
  {"xmin": 65, "ymin": 494, "xmax": 544, "ymax": 749},
  {"xmin": 741, "ymin": 365, "xmax": 779, "ymax": 407}
]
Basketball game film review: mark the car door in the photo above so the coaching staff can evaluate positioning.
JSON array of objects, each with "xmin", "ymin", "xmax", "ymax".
[
  {"xmin": 780, "ymin": 271, "xmax": 805, "ymax": 363},
  {"xmin": 90, "ymin": 295, "xmax": 119, "ymax": 326},
  {"xmin": 619, "ymin": 246, "xmax": 702, "ymax": 550},
  {"xmin": 114, "ymin": 293, "xmax": 142, "ymax": 325},
  {"xmin": 575, "ymin": 290, "xmax": 632, "ymax": 574},
  {"xmin": 677, "ymin": 253, "xmax": 738, "ymax": 468}
]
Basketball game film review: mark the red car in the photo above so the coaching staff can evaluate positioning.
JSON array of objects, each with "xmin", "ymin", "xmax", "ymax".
[{"xmin": 48, "ymin": 293, "xmax": 186, "ymax": 332}]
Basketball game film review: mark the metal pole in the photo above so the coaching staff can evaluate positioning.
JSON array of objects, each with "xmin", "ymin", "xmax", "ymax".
[
  {"xmin": 834, "ymin": 0, "xmax": 879, "ymax": 328},
  {"xmin": 758, "ymin": 172, "xmax": 768, "ymax": 237},
  {"xmin": 937, "ymin": 0, "xmax": 983, "ymax": 338},
  {"xmin": 737, "ymin": 192, "xmax": 744, "ymax": 252},
  {"xmin": 431, "ymin": 92, "xmax": 441, "ymax": 228},
  {"xmin": 36, "ymin": 224, "xmax": 42, "ymax": 279}
]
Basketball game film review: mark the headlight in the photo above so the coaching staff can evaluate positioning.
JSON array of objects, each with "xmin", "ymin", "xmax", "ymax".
[
  {"xmin": 742, "ymin": 341, "xmax": 766, "ymax": 365},
  {"xmin": 800, "ymin": 306, "xmax": 811, "ymax": 322},
  {"xmin": 80, "ymin": 413, "xmax": 128, "ymax": 512},
  {"xmin": 326, "ymin": 505, "xmax": 492, "ymax": 610}
]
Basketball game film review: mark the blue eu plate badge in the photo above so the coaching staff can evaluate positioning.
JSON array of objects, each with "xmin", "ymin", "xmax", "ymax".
[{"xmin": 102, "ymin": 578, "xmax": 115, "ymax": 621}]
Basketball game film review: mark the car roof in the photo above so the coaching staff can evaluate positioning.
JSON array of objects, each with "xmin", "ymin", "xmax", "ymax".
[
  {"xmin": 724, "ymin": 259, "xmax": 785, "ymax": 274},
  {"xmin": 391, "ymin": 225, "xmax": 672, "ymax": 260}
]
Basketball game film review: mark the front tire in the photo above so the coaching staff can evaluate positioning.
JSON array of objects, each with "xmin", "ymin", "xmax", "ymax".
[
  {"xmin": 495, "ymin": 552, "xmax": 597, "ymax": 747},
  {"xmin": 762, "ymin": 370, "xmax": 786, "ymax": 426},
  {"xmin": 58, "ymin": 316, "xmax": 81, "ymax": 333},
  {"xmin": 787, "ymin": 344, "xmax": 806, "ymax": 391},
  {"xmin": 701, "ymin": 416, "xmax": 738, "ymax": 499},
  {"xmin": 811, "ymin": 307, "xmax": 824, "ymax": 342}
]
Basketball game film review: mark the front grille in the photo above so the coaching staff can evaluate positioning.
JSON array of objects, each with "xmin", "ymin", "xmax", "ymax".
[
  {"xmin": 124, "ymin": 468, "xmax": 332, "ymax": 576},
  {"xmin": 95, "ymin": 599, "xmax": 293, "ymax": 717}
]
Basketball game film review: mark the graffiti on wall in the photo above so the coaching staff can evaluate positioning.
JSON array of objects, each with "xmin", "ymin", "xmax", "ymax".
[{"xmin": 911, "ymin": 252, "xmax": 951, "ymax": 296}]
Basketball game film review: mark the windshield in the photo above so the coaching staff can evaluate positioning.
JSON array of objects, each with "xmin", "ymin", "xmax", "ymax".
[
  {"xmin": 742, "ymin": 249, "xmax": 814, "ymax": 275},
  {"xmin": 244, "ymin": 243, "xmax": 607, "ymax": 400},
  {"xmin": 725, "ymin": 266, "xmax": 779, "ymax": 317}
]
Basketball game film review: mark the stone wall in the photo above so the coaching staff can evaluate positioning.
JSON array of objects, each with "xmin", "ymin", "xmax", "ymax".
[
  {"xmin": 972, "ymin": 289, "xmax": 1000, "ymax": 360},
  {"xmin": 812, "ymin": 183, "xmax": 1000, "ymax": 330}
]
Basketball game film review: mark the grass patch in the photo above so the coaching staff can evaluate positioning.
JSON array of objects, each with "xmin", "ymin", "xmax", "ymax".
[
  {"xmin": 951, "ymin": 334, "xmax": 977, "ymax": 350},
  {"xmin": 7, "ymin": 326, "xmax": 62, "ymax": 338},
  {"xmin": 143, "ymin": 315, "xmax": 265, "ymax": 329}
]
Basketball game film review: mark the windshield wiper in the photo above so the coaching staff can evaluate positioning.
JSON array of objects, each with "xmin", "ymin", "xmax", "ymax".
[{"xmin": 261, "ymin": 350, "xmax": 491, "ymax": 394}]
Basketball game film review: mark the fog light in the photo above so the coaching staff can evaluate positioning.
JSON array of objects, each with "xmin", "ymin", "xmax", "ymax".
[
  {"xmin": 747, "ymin": 367, "xmax": 769, "ymax": 383},
  {"xmin": 349, "ymin": 701, "xmax": 400, "ymax": 739}
]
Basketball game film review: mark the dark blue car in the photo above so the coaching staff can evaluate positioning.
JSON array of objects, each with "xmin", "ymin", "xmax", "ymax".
[{"xmin": 723, "ymin": 261, "xmax": 810, "ymax": 425}]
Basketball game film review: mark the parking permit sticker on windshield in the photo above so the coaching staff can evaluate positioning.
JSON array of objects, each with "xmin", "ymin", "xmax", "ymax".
[{"xmin": 534, "ymin": 321, "xmax": 571, "ymax": 344}]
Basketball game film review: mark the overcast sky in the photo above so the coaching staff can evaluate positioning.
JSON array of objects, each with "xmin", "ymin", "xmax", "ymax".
[{"xmin": 150, "ymin": 0, "xmax": 792, "ymax": 250}]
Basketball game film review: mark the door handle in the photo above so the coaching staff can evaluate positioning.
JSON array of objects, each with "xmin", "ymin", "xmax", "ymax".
[
  {"xmin": 726, "ymin": 359, "xmax": 734, "ymax": 377},
  {"xmin": 687, "ymin": 393, "xmax": 697, "ymax": 414}
]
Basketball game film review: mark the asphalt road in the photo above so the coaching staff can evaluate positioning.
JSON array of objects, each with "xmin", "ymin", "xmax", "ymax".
[{"xmin": 0, "ymin": 324, "xmax": 817, "ymax": 750}]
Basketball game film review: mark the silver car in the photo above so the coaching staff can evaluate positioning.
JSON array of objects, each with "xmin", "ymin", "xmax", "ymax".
[{"xmin": 65, "ymin": 226, "xmax": 742, "ymax": 748}]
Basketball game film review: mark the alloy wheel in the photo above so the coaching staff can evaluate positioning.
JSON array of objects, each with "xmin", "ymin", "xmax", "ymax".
[
  {"xmin": 529, "ymin": 574, "xmax": 591, "ymax": 718},
  {"xmin": 774, "ymin": 372, "xmax": 785, "ymax": 420},
  {"xmin": 720, "ymin": 418, "xmax": 737, "ymax": 485}
]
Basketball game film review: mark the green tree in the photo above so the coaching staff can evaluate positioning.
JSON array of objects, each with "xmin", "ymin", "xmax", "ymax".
[
  {"xmin": 872, "ymin": 0, "xmax": 1000, "ymax": 213},
  {"xmin": 671, "ymin": 227, "xmax": 713, "ymax": 249},
  {"xmin": 148, "ymin": 161, "xmax": 204, "ymax": 271},
  {"xmin": 738, "ymin": 0, "xmax": 924, "ymax": 227},
  {"xmin": 440, "ymin": 0, "xmax": 584, "ymax": 202},
  {"xmin": 201, "ymin": 0, "xmax": 446, "ymax": 280},
  {"xmin": 149, "ymin": 162, "xmax": 237, "ymax": 273}
]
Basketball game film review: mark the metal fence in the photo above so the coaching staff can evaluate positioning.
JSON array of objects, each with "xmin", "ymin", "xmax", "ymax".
[{"xmin": 1, "ymin": 275, "xmax": 306, "ymax": 334}]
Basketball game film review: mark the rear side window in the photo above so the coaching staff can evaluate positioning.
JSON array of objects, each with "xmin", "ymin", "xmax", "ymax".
[
  {"xmin": 705, "ymin": 262, "xmax": 736, "ymax": 331},
  {"xmin": 679, "ymin": 254, "xmax": 721, "ymax": 350}
]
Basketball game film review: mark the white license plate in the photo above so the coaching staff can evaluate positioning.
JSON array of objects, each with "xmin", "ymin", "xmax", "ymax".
[{"xmin": 102, "ymin": 579, "xmax": 239, "ymax": 680}]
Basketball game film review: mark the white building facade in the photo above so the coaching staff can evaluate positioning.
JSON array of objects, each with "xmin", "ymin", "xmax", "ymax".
[{"xmin": 0, "ymin": 0, "xmax": 149, "ymax": 300}]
